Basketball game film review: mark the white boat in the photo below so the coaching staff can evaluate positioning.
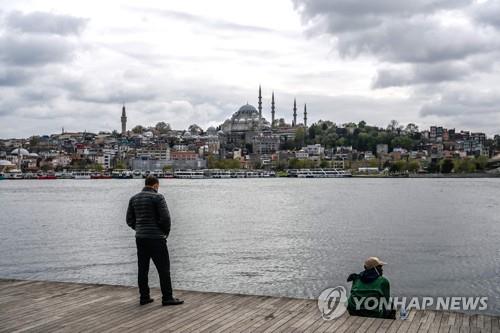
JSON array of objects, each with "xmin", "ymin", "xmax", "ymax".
[
  {"xmin": 245, "ymin": 171, "xmax": 259, "ymax": 178},
  {"xmin": 211, "ymin": 170, "xmax": 231, "ymax": 178},
  {"xmin": 151, "ymin": 170, "xmax": 163, "ymax": 178},
  {"xmin": 73, "ymin": 171, "xmax": 91, "ymax": 179},
  {"xmin": 6, "ymin": 169, "xmax": 24, "ymax": 179},
  {"xmin": 174, "ymin": 170, "xmax": 205, "ymax": 179},
  {"xmin": 232, "ymin": 171, "xmax": 246, "ymax": 178},
  {"xmin": 296, "ymin": 169, "xmax": 314, "ymax": 178},
  {"xmin": 132, "ymin": 170, "xmax": 143, "ymax": 179},
  {"xmin": 323, "ymin": 168, "xmax": 352, "ymax": 177}
]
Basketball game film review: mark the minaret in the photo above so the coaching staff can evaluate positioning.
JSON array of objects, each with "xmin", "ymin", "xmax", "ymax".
[
  {"xmin": 258, "ymin": 85, "xmax": 262, "ymax": 120},
  {"xmin": 293, "ymin": 98, "xmax": 297, "ymax": 127},
  {"xmin": 304, "ymin": 103, "xmax": 307, "ymax": 127},
  {"xmin": 121, "ymin": 104, "xmax": 127, "ymax": 135},
  {"xmin": 271, "ymin": 91, "xmax": 276, "ymax": 128}
]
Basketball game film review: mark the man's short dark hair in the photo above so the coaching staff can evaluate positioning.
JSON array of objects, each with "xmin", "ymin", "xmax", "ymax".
[{"xmin": 145, "ymin": 175, "xmax": 159, "ymax": 186}]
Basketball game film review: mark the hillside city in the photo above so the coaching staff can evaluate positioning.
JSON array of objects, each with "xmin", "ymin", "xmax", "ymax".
[{"xmin": 1, "ymin": 88, "xmax": 500, "ymax": 177}]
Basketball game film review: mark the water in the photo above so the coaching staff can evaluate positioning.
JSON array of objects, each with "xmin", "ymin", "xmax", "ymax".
[{"xmin": 1, "ymin": 178, "xmax": 499, "ymax": 314}]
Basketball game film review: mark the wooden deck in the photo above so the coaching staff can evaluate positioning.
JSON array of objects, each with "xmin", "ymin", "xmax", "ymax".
[{"xmin": 0, "ymin": 279, "xmax": 498, "ymax": 333}]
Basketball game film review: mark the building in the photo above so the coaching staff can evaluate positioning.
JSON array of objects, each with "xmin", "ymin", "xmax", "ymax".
[
  {"xmin": 376, "ymin": 144, "xmax": 389, "ymax": 156},
  {"xmin": 252, "ymin": 134, "xmax": 280, "ymax": 155}
]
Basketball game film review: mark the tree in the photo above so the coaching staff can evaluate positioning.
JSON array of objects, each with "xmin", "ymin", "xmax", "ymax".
[
  {"xmin": 440, "ymin": 159, "xmax": 454, "ymax": 173},
  {"xmin": 405, "ymin": 123, "xmax": 419, "ymax": 134},
  {"xmin": 132, "ymin": 125, "xmax": 145, "ymax": 134},
  {"xmin": 115, "ymin": 161, "xmax": 127, "ymax": 169},
  {"xmin": 391, "ymin": 136, "xmax": 414, "ymax": 151},
  {"xmin": 387, "ymin": 120, "xmax": 402, "ymax": 133},
  {"xmin": 474, "ymin": 155, "xmax": 488, "ymax": 171},
  {"xmin": 407, "ymin": 161, "xmax": 420, "ymax": 173},
  {"xmin": 294, "ymin": 128, "xmax": 305, "ymax": 148},
  {"xmin": 454, "ymin": 159, "xmax": 476, "ymax": 173},
  {"xmin": 188, "ymin": 124, "xmax": 203, "ymax": 135},
  {"xmin": 155, "ymin": 122, "xmax": 171, "ymax": 134}
]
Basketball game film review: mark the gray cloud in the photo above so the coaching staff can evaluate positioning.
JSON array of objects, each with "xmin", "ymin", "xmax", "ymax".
[
  {"xmin": 421, "ymin": 89, "xmax": 500, "ymax": 117},
  {"xmin": 0, "ymin": 34, "xmax": 77, "ymax": 66},
  {"xmin": 0, "ymin": 67, "xmax": 31, "ymax": 86},
  {"xmin": 294, "ymin": 0, "xmax": 472, "ymax": 32},
  {"xmin": 293, "ymin": 0, "xmax": 498, "ymax": 83},
  {"xmin": 373, "ymin": 62, "xmax": 472, "ymax": 88},
  {"xmin": 473, "ymin": 1, "xmax": 500, "ymax": 29},
  {"xmin": 6, "ymin": 11, "xmax": 87, "ymax": 36}
]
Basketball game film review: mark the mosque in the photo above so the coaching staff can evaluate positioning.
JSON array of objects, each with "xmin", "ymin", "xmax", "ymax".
[{"xmin": 219, "ymin": 86, "xmax": 308, "ymax": 147}]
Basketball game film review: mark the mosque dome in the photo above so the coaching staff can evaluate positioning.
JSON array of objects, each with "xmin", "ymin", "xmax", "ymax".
[
  {"xmin": 10, "ymin": 148, "xmax": 29, "ymax": 156},
  {"xmin": 221, "ymin": 103, "xmax": 270, "ymax": 133},
  {"xmin": 206, "ymin": 126, "xmax": 217, "ymax": 135}
]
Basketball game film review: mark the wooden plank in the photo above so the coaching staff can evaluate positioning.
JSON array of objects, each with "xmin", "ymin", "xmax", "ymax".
[
  {"xmin": 230, "ymin": 297, "xmax": 299, "ymax": 333},
  {"xmin": 0, "ymin": 279, "xmax": 499, "ymax": 333},
  {"xmin": 491, "ymin": 317, "xmax": 500, "ymax": 333}
]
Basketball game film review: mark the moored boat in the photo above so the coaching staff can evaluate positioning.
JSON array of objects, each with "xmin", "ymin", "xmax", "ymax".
[{"xmin": 5, "ymin": 169, "xmax": 23, "ymax": 179}]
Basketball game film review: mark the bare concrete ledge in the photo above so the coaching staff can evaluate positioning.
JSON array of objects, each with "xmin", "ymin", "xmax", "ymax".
[{"xmin": 0, "ymin": 279, "xmax": 498, "ymax": 332}]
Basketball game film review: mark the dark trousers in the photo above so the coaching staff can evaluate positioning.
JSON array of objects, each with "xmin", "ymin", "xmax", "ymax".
[{"xmin": 136, "ymin": 238, "xmax": 173, "ymax": 301}]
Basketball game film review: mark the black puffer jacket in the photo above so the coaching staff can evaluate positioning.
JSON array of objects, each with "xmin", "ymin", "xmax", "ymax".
[{"xmin": 126, "ymin": 187, "xmax": 171, "ymax": 239}]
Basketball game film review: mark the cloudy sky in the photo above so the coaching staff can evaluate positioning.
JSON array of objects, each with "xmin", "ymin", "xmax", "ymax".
[{"xmin": 0, "ymin": 0, "xmax": 499, "ymax": 138}]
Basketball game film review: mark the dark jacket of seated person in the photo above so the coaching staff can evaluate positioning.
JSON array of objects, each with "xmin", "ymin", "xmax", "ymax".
[{"xmin": 347, "ymin": 257, "xmax": 396, "ymax": 319}]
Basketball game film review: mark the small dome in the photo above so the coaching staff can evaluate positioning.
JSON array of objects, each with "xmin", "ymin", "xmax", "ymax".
[
  {"xmin": 0, "ymin": 160, "xmax": 14, "ymax": 166},
  {"xmin": 10, "ymin": 148, "xmax": 29, "ymax": 155}
]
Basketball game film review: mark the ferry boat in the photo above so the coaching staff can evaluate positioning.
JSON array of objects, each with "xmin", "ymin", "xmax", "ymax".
[
  {"xmin": 293, "ymin": 168, "xmax": 352, "ymax": 178},
  {"xmin": 73, "ymin": 171, "xmax": 92, "ymax": 179},
  {"xmin": 132, "ymin": 170, "xmax": 143, "ymax": 179},
  {"xmin": 23, "ymin": 172, "xmax": 38, "ymax": 179},
  {"xmin": 37, "ymin": 172, "xmax": 57, "ymax": 180},
  {"xmin": 211, "ymin": 169, "xmax": 231, "ymax": 178},
  {"xmin": 90, "ymin": 172, "xmax": 112, "ymax": 179},
  {"xmin": 231, "ymin": 171, "xmax": 246, "ymax": 178},
  {"xmin": 245, "ymin": 171, "xmax": 260, "ymax": 178},
  {"xmin": 58, "ymin": 172, "xmax": 74, "ymax": 179},
  {"xmin": 163, "ymin": 171, "xmax": 174, "ymax": 178},
  {"xmin": 112, "ymin": 170, "xmax": 133, "ymax": 179},
  {"xmin": 324, "ymin": 168, "xmax": 352, "ymax": 177},
  {"xmin": 174, "ymin": 170, "xmax": 205, "ymax": 179},
  {"xmin": 151, "ymin": 170, "xmax": 163, "ymax": 178},
  {"xmin": 6, "ymin": 169, "xmax": 23, "ymax": 179}
]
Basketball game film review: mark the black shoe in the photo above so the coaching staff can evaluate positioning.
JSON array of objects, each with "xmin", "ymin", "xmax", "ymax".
[
  {"xmin": 140, "ymin": 298, "xmax": 154, "ymax": 305},
  {"xmin": 162, "ymin": 298, "xmax": 184, "ymax": 306}
]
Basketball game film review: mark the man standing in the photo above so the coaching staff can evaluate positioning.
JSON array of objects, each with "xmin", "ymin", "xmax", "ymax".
[{"xmin": 126, "ymin": 176, "xmax": 183, "ymax": 306}]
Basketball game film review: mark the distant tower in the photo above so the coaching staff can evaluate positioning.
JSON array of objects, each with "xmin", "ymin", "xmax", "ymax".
[
  {"xmin": 293, "ymin": 98, "xmax": 297, "ymax": 127},
  {"xmin": 121, "ymin": 104, "xmax": 127, "ymax": 135},
  {"xmin": 304, "ymin": 104, "xmax": 307, "ymax": 128},
  {"xmin": 271, "ymin": 91, "xmax": 276, "ymax": 128},
  {"xmin": 258, "ymin": 85, "xmax": 262, "ymax": 120}
]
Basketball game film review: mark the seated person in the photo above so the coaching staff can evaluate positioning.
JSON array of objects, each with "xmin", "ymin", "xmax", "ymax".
[{"xmin": 347, "ymin": 257, "xmax": 396, "ymax": 319}]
